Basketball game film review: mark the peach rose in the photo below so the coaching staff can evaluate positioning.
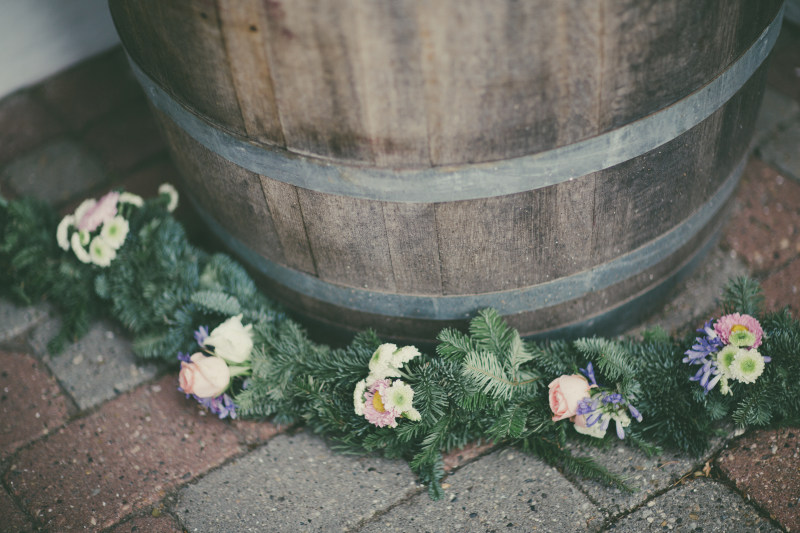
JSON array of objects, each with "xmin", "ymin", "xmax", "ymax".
[
  {"xmin": 548, "ymin": 374, "xmax": 591, "ymax": 421},
  {"xmin": 179, "ymin": 353, "xmax": 230, "ymax": 398}
]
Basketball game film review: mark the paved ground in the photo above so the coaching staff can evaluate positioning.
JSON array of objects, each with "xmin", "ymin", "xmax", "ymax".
[{"xmin": 1, "ymin": 22, "xmax": 799, "ymax": 533}]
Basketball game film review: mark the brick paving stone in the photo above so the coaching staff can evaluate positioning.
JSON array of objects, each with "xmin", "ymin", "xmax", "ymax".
[
  {"xmin": 761, "ymin": 256, "xmax": 800, "ymax": 313},
  {"xmin": 759, "ymin": 116, "xmax": 800, "ymax": 182},
  {"xmin": 177, "ymin": 431, "xmax": 419, "ymax": 533},
  {"xmin": 30, "ymin": 319, "xmax": 160, "ymax": 411},
  {"xmin": 723, "ymin": 158, "xmax": 800, "ymax": 273},
  {"xmin": 108, "ymin": 512, "xmax": 185, "ymax": 533},
  {"xmin": 232, "ymin": 419, "xmax": 285, "ymax": 447},
  {"xmin": 35, "ymin": 47, "xmax": 145, "ymax": 132},
  {"xmin": 611, "ymin": 478, "xmax": 779, "ymax": 532},
  {"xmin": 0, "ymin": 485, "xmax": 35, "ymax": 533},
  {"xmin": 4, "ymin": 374, "xmax": 243, "ymax": 531},
  {"xmin": 0, "ymin": 91, "xmax": 64, "ymax": 169},
  {"xmin": 82, "ymin": 101, "xmax": 167, "ymax": 175},
  {"xmin": 767, "ymin": 23, "xmax": 800, "ymax": 104},
  {"xmin": 0, "ymin": 139, "xmax": 108, "ymax": 207},
  {"xmin": 753, "ymin": 88, "xmax": 800, "ymax": 147},
  {"xmin": 359, "ymin": 447, "xmax": 601, "ymax": 533},
  {"xmin": 0, "ymin": 299, "xmax": 49, "ymax": 344},
  {"xmin": 716, "ymin": 427, "xmax": 800, "ymax": 532},
  {"xmin": 0, "ymin": 350, "xmax": 73, "ymax": 460},
  {"xmin": 565, "ymin": 434, "xmax": 729, "ymax": 520}
]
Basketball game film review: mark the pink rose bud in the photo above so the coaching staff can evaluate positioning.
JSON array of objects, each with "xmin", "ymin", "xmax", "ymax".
[
  {"xmin": 548, "ymin": 374, "xmax": 591, "ymax": 421},
  {"xmin": 179, "ymin": 353, "xmax": 230, "ymax": 398},
  {"xmin": 77, "ymin": 191, "xmax": 119, "ymax": 232}
]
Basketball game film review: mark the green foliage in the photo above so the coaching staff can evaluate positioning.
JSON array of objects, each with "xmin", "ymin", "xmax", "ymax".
[
  {"xmin": 5, "ymin": 190, "xmax": 800, "ymax": 499},
  {"xmin": 721, "ymin": 276, "xmax": 764, "ymax": 316}
]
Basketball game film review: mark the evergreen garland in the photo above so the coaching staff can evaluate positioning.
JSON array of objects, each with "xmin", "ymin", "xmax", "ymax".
[{"xmin": 1, "ymin": 189, "xmax": 798, "ymax": 499}]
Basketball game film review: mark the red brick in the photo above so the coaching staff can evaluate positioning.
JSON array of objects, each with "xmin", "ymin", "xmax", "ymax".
[
  {"xmin": 4, "ymin": 375, "xmax": 243, "ymax": 531},
  {"xmin": 83, "ymin": 101, "xmax": 167, "ymax": 175},
  {"xmin": 0, "ymin": 486, "xmax": 36, "ymax": 533},
  {"xmin": 36, "ymin": 47, "xmax": 145, "ymax": 132},
  {"xmin": 232, "ymin": 419, "xmax": 285, "ymax": 447},
  {"xmin": 716, "ymin": 427, "xmax": 800, "ymax": 532},
  {"xmin": 109, "ymin": 511, "xmax": 185, "ymax": 533},
  {"xmin": 723, "ymin": 158, "xmax": 800, "ymax": 273},
  {"xmin": 761, "ymin": 257, "xmax": 800, "ymax": 313},
  {"xmin": 442, "ymin": 441, "xmax": 496, "ymax": 472},
  {"xmin": 767, "ymin": 23, "xmax": 800, "ymax": 104},
  {"xmin": 0, "ymin": 351, "xmax": 72, "ymax": 459},
  {"xmin": 0, "ymin": 92, "xmax": 64, "ymax": 167}
]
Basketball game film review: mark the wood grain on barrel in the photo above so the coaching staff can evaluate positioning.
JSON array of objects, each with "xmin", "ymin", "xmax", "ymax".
[
  {"xmin": 111, "ymin": 0, "xmax": 778, "ymax": 341},
  {"xmin": 109, "ymin": 1, "xmax": 246, "ymax": 133},
  {"xmin": 155, "ymin": 110, "xmax": 285, "ymax": 265},
  {"xmin": 216, "ymin": 1, "xmax": 285, "ymax": 146},
  {"xmin": 111, "ymin": 0, "xmax": 782, "ymax": 167}
]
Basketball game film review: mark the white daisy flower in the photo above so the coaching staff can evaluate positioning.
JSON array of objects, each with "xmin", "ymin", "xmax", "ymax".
[
  {"xmin": 56, "ymin": 215, "xmax": 75, "ymax": 251},
  {"xmin": 159, "ymin": 183, "xmax": 179, "ymax": 212},
  {"xmin": 100, "ymin": 216, "xmax": 129, "ymax": 249},
  {"xmin": 730, "ymin": 349, "xmax": 765, "ymax": 384},
  {"xmin": 715, "ymin": 345, "xmax": 740, "ymax": 378},
  {"xmin": 118, "ymin": 192, "xmax": 144, "ymax": 207},
  {"xmin": 353, "ymin": 379, "xmax": 367, "ymax": 416},
  {"xmin": 89, "ymin": 236, "xmax": 116, "ymax": 267},
  {"xmin": 70, "ymin": 232, "xmax": 91, "ymax": 264},
  {"xmin": 392, "ymin": 345, "xmax": 420, "ymax": 368},
  {"xmin": 382, "ymin": 381, "xmax": 415, "ymax": 413}
]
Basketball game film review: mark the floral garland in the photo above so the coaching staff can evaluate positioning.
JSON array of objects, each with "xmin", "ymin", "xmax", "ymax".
[{"xmin": 1, "ymin": 186, "xmax": 798, "ymax": 499}]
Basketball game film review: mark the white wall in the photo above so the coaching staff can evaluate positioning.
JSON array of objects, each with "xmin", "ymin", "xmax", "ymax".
[{"xmin": 0, "ymin": 0, "xmax": 120, "ymax": 98}]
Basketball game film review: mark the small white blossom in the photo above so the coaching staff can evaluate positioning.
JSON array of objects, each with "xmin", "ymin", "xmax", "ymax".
[
  {"xmin": 392, "ymin": 346, "xmax": 420, "ymax": 368},
  {"xmin": 404, "ymin": 407, "xmax": 421, "ymax": 421},
  {"xmin": 159, "ymin": 183, "xmax": 179, "ymax": 212},
  {"xmin": 353, "ymin": 380, "xmax": 367, "ymax": 416},
  {"xmin": 383, "ymin": 381, "xmax": 414, "ymax": 413},
  {"xmin": 70, "ymin": 232, "xmax": 91, "ymax": 264},
  {"xmin": 118, "ymin": 192, "xmax": 144, "ymax": 207},
  {"xmin": 56, "ymin": 215, "xmax": 74, "ymax": 251},
  {"xmin": 89, "ymin": 236, "xmax": 116, "ymax": 267},
  {"xmin": 204, "ymin": 314, "xmax": 253, "ymax": 363},
  {"xmin": 100, "ymin": 216, "xmax": 129, "ymax": 249},
  {"xmin": 730, "ymin": 349, "xmax": 765, "ymax": 384}
]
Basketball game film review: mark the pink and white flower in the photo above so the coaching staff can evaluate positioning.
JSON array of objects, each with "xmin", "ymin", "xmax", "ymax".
[{"xmin": 714, "ymin": 313, "xmax": 763, "ymax": 349}]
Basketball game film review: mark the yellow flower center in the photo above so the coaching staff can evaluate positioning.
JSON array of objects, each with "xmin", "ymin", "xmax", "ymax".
[
  {"xmin": 372, "ymin": 391, "xmax": 386, "ymax": 413},
  {"xmin": 731, "ymin": 324, "xmax": 748, "ymax": 333}
]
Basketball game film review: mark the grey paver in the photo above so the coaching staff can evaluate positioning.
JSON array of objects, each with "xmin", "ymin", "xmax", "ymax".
[
  {"xmin": 759, "ymin": 115, "xmax": 800, "ymax": 182},
  {"xmin": 566, "ymin": 433, "xmax": 731, "ymax": 519},
  {"xmin": 610, "ymin": 478, "xmax": 780, "ymax": 532},
  {"xmin": 176, "ymin": 431, "xmax": 420, "ymax": 533},
  {"xmin": 358, "ymin": 447, "xmax": 602, "ymax": 533},
  {"xmin": 0, "ymin": 299, "xmax": 49, "ymax": 344},
  {"xmin": 0, "ymin": 138, "xmax": 107, "ymax": 206},
  {"xmin": 752, "ymin": 87, "xmax": 800, "ymax": 148},
  {"xmin": 29, "ymin": 318, "xmax": 159, "ymax": 410}
]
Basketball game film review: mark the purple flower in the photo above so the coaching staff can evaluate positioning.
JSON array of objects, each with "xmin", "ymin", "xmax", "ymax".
[
  {"xmin": 579, "ymin": 362, "xmax": 598, "ymax": 386},
  {"xmin": 177, "ymin": 351, "xmax": 192, "ymax": 363},
  {"xmin": 193, "ymin": 392, "xmax": 237, "ymax": 419},
  {"xmin": 601, "ymin": 393, "xmax": 623, "ymax": 405},
  {"xmin": 194, "ymin": 325, "xmax": 209, "ymax": 347},
  {"xmin": 628, "ymin": 404, "xmax": 643, "ymax": 422}
]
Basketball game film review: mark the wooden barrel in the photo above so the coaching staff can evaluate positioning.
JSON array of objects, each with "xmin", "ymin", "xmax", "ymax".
[{"xmin": 109, "ymin": 0, "xmax": 784, "ymax": 343}]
